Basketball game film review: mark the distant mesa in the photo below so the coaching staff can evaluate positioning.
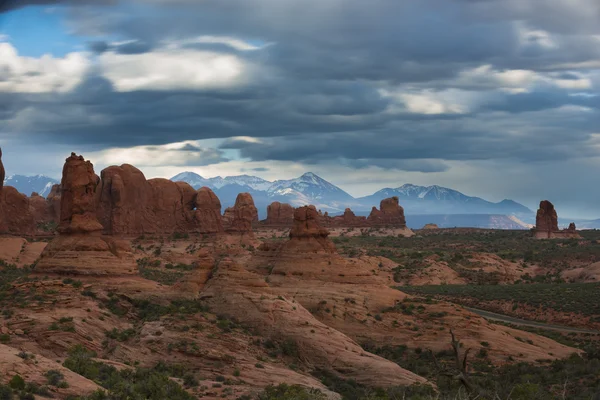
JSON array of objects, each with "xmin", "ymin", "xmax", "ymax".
[
  {"xmin": 534, "ymin": 200, "xmax": 580, "ymax": 239},
  {"xmin": 35, "ymin": 153, "xmax": 138, "ymax": 276}
]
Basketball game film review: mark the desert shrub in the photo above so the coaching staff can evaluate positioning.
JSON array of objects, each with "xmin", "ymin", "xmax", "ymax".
[
  {"xmin": 258, "ymin": 384, "xmax": 327, "ymax": 400},
  {"xmin": 45, "ymin": 369, "xmax": 66, "ymax": 387},
  {"xmin": 63, "ymin": 345, "xmax": 194, "ymax": 400}
]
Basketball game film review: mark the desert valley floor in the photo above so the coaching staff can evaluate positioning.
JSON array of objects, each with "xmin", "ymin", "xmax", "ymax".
[{"xmin": 1, "ymin": 226, "xmax": 600, "ymax": 400}]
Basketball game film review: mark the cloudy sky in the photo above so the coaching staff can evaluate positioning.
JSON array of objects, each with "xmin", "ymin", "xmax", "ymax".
[{"xmin": 1, "ymin": 0, "xmax": 599, "ymax": 218}]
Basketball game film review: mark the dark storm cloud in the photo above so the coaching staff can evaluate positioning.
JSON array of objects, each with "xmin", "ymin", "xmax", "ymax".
[
  {"xmin": 2, "ymin": 0, "xmax": 600, "ymax": 175},
  {"xmin": 0, "ymin": 0, "xmax": 114, "ymax": 13}
]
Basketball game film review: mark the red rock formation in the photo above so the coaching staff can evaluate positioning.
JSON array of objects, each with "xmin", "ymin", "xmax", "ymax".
[
  {"xmin": 46, "ymin": 184, "xmax": 62, "ymax": 222},
  {"xmin": 568, "ymin": 222, "xmax": 577, "ymax": 231},
  {"xmin": 284, "ymin": 205, "xmax": 336, "ymax": 253},
  {"xmin": 96, "ymin": 164, "xmax": 223, "ymax": 235},
  {"xmin": 0, "ymin": 148, "xmax": 4, "ymax": 192},
  {"xmin": 223, "ymin": 193, "xmax": 258, "ymax": 234},
  {"xmin": 58, "ymin": 153, "xmax": 103, "ymax": 234},
  {"xmin": 535, "ymin": 200, "xmax": 558, "ymax": 234},
  {"xmin": 194, "ymin": 187, "xmax": 224, "ymax": 234},
  {"xmin": 264, "ymin": 201, "xmax": 295, "ymax": 226},
  {"xmin": 323, "ymin": 208, "xmax": 369, "ymax": 227},
  {"xmin": 534, "ymin": 200, "xmax": 580, "ymax": 239},
  {"xmin": 368, "ymin": 196, "xmax": 407, "ymax": 227},
  {"xmin": 0, "ymin": 148, "xmax": 37, "ymax": 234},
  {"xmin": 422, "ymin": 223, "xmax": 439, "ymax": 230},
  {"xmin": 36, "ymin": 153, "xmax": 137, "ymax": 276},
  {"xmin": 29, "ymin": 193, "xmax": 51, "ymax": 224},
  {"xmin": 0, "ymin": 187, "xmax": 36, "ymax": 235}
]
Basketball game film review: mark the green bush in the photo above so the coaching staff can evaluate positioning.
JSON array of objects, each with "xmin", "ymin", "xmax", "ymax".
[{"xmin": 257, "ymin": 384, "xmax": 327, "ymax": 400}]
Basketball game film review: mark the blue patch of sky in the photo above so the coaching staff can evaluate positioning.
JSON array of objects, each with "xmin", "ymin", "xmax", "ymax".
[{"xmin": 0, "ymin": 6, "xmax": 86, "ymax": 57}]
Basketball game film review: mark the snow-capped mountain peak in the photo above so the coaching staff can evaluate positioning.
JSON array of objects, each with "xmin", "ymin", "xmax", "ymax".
[{"xmin": 3, "ymin": 175, "xmax": 59, "ymax": 197}]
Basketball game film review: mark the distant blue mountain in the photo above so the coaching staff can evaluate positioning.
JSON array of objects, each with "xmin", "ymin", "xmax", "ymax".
[
  {"xmin": 3, "ymin": 174, "xmax": 58, "ymax": 197},
  {"xmin": 171, "ymin": 172, "xmax": 534, "ymax": 221}
]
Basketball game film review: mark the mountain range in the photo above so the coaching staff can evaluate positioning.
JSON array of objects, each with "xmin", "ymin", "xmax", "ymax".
[
  {"xmin": 9, "ymin": 171, "xmax": 598, "ymax": 229},
  {"xmin": 3, "ymin": 175, "xmax": 58, "ymax": 197},
  {"xmin": 170, "ymin": 171, "xmax": 535, "ymax": 221}
]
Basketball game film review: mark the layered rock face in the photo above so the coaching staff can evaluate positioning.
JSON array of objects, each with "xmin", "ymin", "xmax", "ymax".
[
  {"xmin": 264, "ymin": 201, "xmax": 295, "ymax": 226},
  {"xmin": 96, "ymin": 164, "xmax": 223, "ymax": 235},
  {"xmin": 367, "ymin": 196, "xmax": 407, "ymax": 227},
  {"xmin": 284, "ymin": 205, "xmax": 337, "ymax": 253},
  {"xmin": 203, "ymin": 258, "xmax": 428, "ymax": 388},
  {"xmin": 223, "ymin": 193, "xmax": 258, "ymax": 234},
  {"xmin": 36, "ymin": 154, "xmax": 137, "ymax": 276},
  {"xmin": 534, "ymin": 200, "xmax": 580, "ymax": 239}
]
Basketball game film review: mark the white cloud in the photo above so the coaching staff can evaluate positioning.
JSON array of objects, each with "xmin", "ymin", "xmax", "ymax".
[
  {"xmin": 456, "ymin": 65, "xmax": 538, "ymax": 93},
  {"xmin": 99, "ymin": 48, "xmax": 247, "ymax": 91},
  {"xmin": 0, "ymin": 42, "xmax": 90, "ymax": 93},
  {"xmin": 166, "ymin": 35, "xmax": 268, "ymax": 51},
  {"xmin": 380, "ymin": 88, "xmax": 479, "ymax": 115},
  {"xmin": 88, "ymin": 140, "xmax": 227, "ymax": 168},
  {"xmin": 516, "ymin": 22, "xmax": 558, "ymax": 49}
]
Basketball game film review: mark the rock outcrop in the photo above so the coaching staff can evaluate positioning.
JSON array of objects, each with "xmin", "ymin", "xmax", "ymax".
[
  {"xmin": 534, "ymin": 200, "xmax": 580, "ymax": 239},
  {"xmin": 223, "ymin": 193, "xmax": 258, "ymax": 234},
  {"xmin": 368, "ymin": 196, "xmax": 407, "ymax": 226},
  {"xmin": 36, "ymin": 153, "xmax": 137, "ymax": 275},
  {"xmin": 264, "ymin": 201, "xmax": 295, "ymax": 226},
  {"xmin": 202, "ymin": 258, "xmax": 428, "ymax": 388},
  {"xmin": 535, "ymin": 200, "xmax": 558, "ymax": 234},
  {"xmin": 321, "ymin": 208, "xmax": 369, "ymax": 227},
  {"xmin": 0, "ymin": 148, "xmax": 4, "ymax": 192},
  {"xmin": 0, "ymin": 149, "xmax": 37, "ymax": 235},
  {"xmin": 194, "ymin": 187, "xmax": 224, "ymax": 234},
  {"xmin": 29, "ymin": 193, "xmax": 52, "ymax": 224},
  {"xmin": 96, "ymin": 164, "xmax": 223, "ymax": 235},
  {"xmin": 46, "ymin": 184, "xmax": 62, "ymax": 222},
  {"xmin": 284, "ymin": 205, "xmax": 337, "ymax": 253},
  {"xmin": 422, "ymin": 223, "xmax": 439, "ymax": 230}
]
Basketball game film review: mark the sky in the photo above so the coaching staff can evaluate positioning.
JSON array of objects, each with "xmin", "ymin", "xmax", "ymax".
[{"xmin": 0, "ymin": 0, "xmax": 599, "ymax": 218}]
